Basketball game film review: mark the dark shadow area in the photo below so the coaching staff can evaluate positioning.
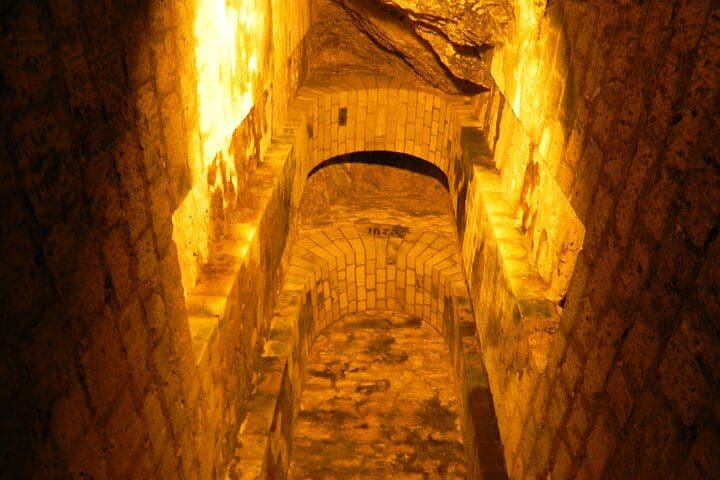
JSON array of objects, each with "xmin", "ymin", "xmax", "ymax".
[
  {"xmin": 0, "ymin": 1, "xmax": 194, "ymax": 477},
  {"xmin": 309, "ymin": 150, "xmax": 450, "ymax": 190}
]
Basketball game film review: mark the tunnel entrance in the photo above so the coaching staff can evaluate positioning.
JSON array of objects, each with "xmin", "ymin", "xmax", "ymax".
[{"xmin": 288, "ymin": 310, "xmax": 466, "ymax": 479}]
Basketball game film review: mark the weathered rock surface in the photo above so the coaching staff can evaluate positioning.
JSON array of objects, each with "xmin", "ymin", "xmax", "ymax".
[
  {"xmin": 305, "ymin": 0, "xmax": 453, "ymax": 90},
  {"xmin": 306, "ymin": 0, "xmax": 513, "ymax": 92}
]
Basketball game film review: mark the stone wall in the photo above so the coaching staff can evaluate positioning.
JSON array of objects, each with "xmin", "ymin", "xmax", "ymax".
[
  {"xmin": 461, "ymin": 162, "xmax": 563, "ymax": 478},
  {"xmin": 1, "ymin": 1, "xmax": 197, "ymax": 477},
  {"xmin": 475, "ymin": 0, "xmax": 720, "ymax": 478},
  {"xmin": 0, "ymin": 1, "xmax": 311, "ymax": 478},
  {"xmin": 172, "ymin": 0, "xmax": 311, "ymax": 294}
]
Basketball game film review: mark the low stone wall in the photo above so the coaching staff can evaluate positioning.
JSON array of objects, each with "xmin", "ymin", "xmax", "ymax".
[{"xmin": 462, "ymin": 165, "xmax": 563, "ymax": 477}]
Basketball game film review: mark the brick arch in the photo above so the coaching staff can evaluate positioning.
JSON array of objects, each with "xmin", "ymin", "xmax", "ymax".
[
  {"xmin": 288, "ymin": 76, "xmax": 473, "ymax": 185},
  {"xmin": 274, "ymin": 225, "xmax": 468, "ymax": 350}
]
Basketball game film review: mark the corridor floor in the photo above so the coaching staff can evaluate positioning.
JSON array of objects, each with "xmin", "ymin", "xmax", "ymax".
[{"xmin": 287, "ymin": 311, "xmax": 466, "ymax": 479}]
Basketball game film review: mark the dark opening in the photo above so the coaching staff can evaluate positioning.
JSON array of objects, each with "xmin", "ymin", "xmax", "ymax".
[
  {"xmin": 308, "ymin": 151, "xmax": 449, "ymax": 190},
  {"xmin": 338, "ymin": 107, "xmax": 348, "ymax": 126}
]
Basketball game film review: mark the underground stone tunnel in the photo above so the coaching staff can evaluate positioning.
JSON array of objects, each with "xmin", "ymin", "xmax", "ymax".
[{"xmin": 1, "ymin": 0, "xmax": 719, "ymax": 479}]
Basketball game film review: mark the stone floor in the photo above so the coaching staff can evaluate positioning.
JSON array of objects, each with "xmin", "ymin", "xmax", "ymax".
[{"xmin": 288, "ymin": 311, "xmax": 466, "ymax": 480}]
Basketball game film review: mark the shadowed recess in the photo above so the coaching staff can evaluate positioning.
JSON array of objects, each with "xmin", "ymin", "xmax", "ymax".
[{"xmin": 308, "ymin": 150, "xmax": 450, "ymax": 190}]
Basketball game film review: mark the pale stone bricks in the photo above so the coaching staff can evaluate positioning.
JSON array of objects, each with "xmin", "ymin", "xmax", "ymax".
[{"xmin": 294, "ymin": 78, "xmax": 461, "ymax": 182}]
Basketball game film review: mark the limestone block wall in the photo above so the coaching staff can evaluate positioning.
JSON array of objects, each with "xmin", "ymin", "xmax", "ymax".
[
  {"xmin": 477, "ymin": 0, "xmax": 720, "ymax": 478},
  {"xmin": 461, "ymin": 164, "xmax": 563, "ymax": 478},
  {"xmin": 477, "ymin": 88, "xmax": 585, "ymax": 302},
  {"xmin": 1, "ymin": 2, "xmax": 200, "ymax": 477}
]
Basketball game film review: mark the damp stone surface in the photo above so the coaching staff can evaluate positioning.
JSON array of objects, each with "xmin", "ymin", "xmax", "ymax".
[{"xmin": 288, "ymin": 310, "xmax": 466, "ymax": 480}]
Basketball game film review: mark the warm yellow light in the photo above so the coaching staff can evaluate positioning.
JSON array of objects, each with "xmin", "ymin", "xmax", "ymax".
[
  {"xmin": 194, "ymin": 0, "xmax": 264, "ymax": 170},
  {"xmin": 248, "ymin": 53, "xmax": 258, "ymax": 73},
  {"xmin": 173, "ymin": 0, "xmax": 268, "ymax": 295}
]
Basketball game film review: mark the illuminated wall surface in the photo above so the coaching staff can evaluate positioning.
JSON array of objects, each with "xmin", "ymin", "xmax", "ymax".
[
  {"xmin": 195, "ymin": 0, "xmax": 263, "ymax": 164},
  {"xmin": 486, "ymin": 0, "xmax": 585, "ymax": 301},
  {"xmin": 171, "ymin": 0, "xmax": 270, "ymax": 293},
  {"xmin": 170, "ymin": 0, "xmax": 309, "ymax": 294}
]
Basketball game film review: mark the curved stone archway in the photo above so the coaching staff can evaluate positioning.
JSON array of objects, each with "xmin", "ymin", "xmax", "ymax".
[
  {"xmin": 278, "ymin": 76, "xmax": 477, "ymax": 230},
  {"xmin": 225, "ymin": 216, "xmax": 505, "ymax": 479},
  {"xmin": 297, "ymin": 80, "xmax": 464, "ymax": 176},
  {"xmin": 277, "ymin": 224, "xmax": 466, "ymax": 346}
]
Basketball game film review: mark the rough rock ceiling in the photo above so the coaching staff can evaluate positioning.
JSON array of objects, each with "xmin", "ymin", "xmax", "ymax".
[{"xmin": 306, "ymin": 0, "xmax": 514, "ymax": 93}]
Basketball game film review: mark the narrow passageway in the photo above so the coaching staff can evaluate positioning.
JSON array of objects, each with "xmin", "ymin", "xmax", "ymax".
[
  {"xmin": 285, "ymin": 152, "xmax": 471, "ymax": 479},
  {"xmin": 288, "ymin": 311, "xmax": 466, "ymax": 480},
  {"xmin": 3, "ymin": 0, "xmax": 718, "ymax": 478}
]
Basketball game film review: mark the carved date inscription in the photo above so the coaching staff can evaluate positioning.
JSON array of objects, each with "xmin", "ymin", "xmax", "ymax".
[{"xmin": 365, "ymin": 224, "xmax": 410, "ymax": 238}]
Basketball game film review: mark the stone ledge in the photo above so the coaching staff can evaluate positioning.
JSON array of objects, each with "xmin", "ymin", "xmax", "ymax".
[
  {"xmin": 471, "ymin": 164, "xmax": 559, "ymax": 370},
  {"xmin": 186, "ymin": 132, "xmax": 306, "ymax": 368}
]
